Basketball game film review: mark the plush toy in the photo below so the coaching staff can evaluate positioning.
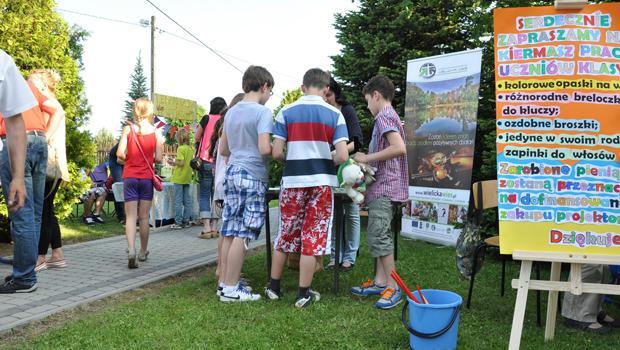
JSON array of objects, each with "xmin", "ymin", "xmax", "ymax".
[{"xmin": 337, "ymin": 158, "xmax": 376, "ymax": 204}]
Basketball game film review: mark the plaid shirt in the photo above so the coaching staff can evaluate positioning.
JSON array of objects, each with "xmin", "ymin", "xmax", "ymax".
[{"xmin": 366, "ymin": 105, "xmax": 409, "ymax": 204}]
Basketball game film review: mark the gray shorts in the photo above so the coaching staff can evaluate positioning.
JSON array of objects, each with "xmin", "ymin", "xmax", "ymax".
[{"xmin": 367, "ymin": 197, "xmax": 394, "ymax": 258}]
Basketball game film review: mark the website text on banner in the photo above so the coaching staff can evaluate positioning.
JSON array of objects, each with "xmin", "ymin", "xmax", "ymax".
[
  {"xmin": 494, "ymin": 3, "xmax": 620, "ymax": 256},
  {"xmin": 402, "ymin": 49, "xmax": 482, "ymax": 246}
]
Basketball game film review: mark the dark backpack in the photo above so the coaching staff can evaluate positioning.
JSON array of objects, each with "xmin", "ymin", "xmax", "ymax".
[{"xmin": 455, "ymin": 182, "xmax": 485, "ymax": 279}]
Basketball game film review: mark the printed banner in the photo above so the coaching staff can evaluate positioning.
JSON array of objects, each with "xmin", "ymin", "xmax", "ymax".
[
  {"xmin": 154, "ymin": 93, "xmax": 197, "ymax": 121},
  {"xmin": 494, "ymin": 3, "xmax": 620, "ymax": 255},
  {"xmin": 402, "ymin": 49, "xmax": 482, "ymax": 246}
]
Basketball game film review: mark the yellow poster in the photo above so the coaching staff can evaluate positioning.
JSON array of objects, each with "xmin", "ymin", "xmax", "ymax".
[{"xmin": 494, "ymin": 3, "xmax": 620, "ymax": 255}]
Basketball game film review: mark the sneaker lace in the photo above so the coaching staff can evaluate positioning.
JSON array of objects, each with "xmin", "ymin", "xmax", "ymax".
[
  {"xmin": 380, "ymin": 287, "xmax": 395, "ymax": 299},
  {"xmin": 360, "ymin": 279, "xmax": 374, "ymax": 288},
  {"xmin": 238, "ymin": 285, "xmax": 253, "ymax": 296}
]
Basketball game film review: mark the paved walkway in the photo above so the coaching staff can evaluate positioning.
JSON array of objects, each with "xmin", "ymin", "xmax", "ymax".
[{"xmin": 0, "ymin": 208, "xmax": 277, "ymax": 333}]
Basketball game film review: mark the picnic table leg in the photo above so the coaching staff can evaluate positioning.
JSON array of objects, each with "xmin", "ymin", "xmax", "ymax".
[
  {"xmin": 392, "ymin": 203, "xmax": 400, "ymax": 261},
  {"xmin": 333, "ymin": 196, "xmax": 344, "ymax": 294},
  {"xmin": 265, "ymin": 201, "xmax": 272, "ymax": 283}
]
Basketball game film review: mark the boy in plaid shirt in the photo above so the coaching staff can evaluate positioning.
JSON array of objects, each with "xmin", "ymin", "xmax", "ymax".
[
  {"xmin": 218, "ymin": 66, "xmax": 274, "ymax": 302},
  {"xmin": 351, "ymin": 75, "xmax": 408, "ymax": 309}
]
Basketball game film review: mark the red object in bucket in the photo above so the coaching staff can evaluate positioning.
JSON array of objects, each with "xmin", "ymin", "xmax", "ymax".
[
  {"xmin": 416, "ymin": 284, "xmax": 428, "ymax": 304},
  {"xmin": 391, "ymin": 270, "xmax": 420, "ymax": 304}
]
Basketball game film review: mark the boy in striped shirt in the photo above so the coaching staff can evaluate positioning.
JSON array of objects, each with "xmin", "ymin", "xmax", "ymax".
[
  {"xmin": 351, "ymin": 75, "xmax": 408, "ymax": 310},
  {"xmin": 266, "ymin": 68, "xmax": 349, "ymax": 308}
]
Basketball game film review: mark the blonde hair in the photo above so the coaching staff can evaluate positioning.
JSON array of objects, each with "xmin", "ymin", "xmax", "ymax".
[
  {"xmin": 30, "ymin": 69, "xmax": 61, "ymax": 94},
  {"xmin": 175, "ymin": 128, "xmax": 189, "ymax": 145},
  {"xmin": 133, "ymin": 97, "xmax": 154, "ymax": 123}
]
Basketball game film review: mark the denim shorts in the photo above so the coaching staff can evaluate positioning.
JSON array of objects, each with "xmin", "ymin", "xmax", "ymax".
[{"xmin": 124, "ymin": 178, "xmax": 154, "ymax": 202}]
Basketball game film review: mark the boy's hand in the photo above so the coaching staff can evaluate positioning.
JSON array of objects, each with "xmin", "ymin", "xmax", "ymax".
[{"xmin": 353, "ymin": 152, "xmax": 369, "ymax": 164}]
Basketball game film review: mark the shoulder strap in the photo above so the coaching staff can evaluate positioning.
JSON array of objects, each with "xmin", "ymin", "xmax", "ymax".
[{"xmin": 129, "ymin": 124, "xmax": 156, "ymax": 178}]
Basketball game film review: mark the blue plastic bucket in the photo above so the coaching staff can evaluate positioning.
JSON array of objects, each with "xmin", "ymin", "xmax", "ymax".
[{"xmin": 401, "ymin": 289, "xmax": 462, "ymax": 350}]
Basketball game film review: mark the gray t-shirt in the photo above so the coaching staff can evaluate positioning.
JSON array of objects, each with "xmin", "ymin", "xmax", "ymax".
[{"xmin": 223, "ymin": 101, "xmax": 273, "ymax": 182}]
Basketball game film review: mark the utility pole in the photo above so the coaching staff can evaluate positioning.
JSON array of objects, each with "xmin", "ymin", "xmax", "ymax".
[{"xmin": 150, "ymin": 15, "xmax": 156, "ymax": 103}]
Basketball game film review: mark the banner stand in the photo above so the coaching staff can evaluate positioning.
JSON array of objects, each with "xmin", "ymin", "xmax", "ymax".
[{"xmin": 508, "ymin": 252, "xmax": 620, "ymax": 350}]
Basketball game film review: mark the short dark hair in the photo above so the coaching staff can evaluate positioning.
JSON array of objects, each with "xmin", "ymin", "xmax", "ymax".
[
  {"xmin": 362, "ymin": 75, "xmax": 395, "ymax": 101},
  {"xmin": 328, "ymin": 77, "xmax": 349, "ymax": 106},
  {"xmin": 209, "ymin": 97, "xmax": 227, "ymax": 115},
  {"xmin": 242, "ymin": 66, "xmax": 274, "ymax": 93},
  {"xmin": 303, "ymin": 68, "xmax": 330, "ymax": 89}
]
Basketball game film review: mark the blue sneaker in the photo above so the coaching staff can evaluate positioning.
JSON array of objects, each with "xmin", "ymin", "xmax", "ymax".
[
  {"xmin": 351, "ymin": 279, "xmax": 386, "ymax": 296},
  {"xmin": 374, "ymin": 287, "xmax": 403, "ymax": 310}
]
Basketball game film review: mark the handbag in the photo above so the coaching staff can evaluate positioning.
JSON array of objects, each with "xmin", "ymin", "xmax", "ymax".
[
  {"xmin": 190, "ymin": 115, "xmax": 209, "ymax": 171},
  {"xmin": 129, "ymin": 124, "xmax": 163, "ymax": 192},
  {"xmin": 46, "ymin": 143, "xmax": 62, "ymax": 181},
  {"xmin": 455, "ymin": 180, "xmax": 485, "ymax": 279}
]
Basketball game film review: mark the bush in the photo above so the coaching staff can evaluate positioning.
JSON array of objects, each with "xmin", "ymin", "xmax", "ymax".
[{"xmin": 268, "ymin": 88, "xmax": 302, "ymax": 188}]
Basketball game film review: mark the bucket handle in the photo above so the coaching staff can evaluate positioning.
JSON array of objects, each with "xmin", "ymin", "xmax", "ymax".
[{"xmin": 401, "ymin": 299, "xmax": 461, "ymax": 339}]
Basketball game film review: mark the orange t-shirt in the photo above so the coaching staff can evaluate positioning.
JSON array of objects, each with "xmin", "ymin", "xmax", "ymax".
[{"xmin": 0, "ymin": 81, "xmax": 49, "ymax": 136}]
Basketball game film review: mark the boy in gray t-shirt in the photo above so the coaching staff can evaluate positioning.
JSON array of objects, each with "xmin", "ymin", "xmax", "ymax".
[{"xmin": 218, "ymin": 66, "xmax": 274, "ymax": 303}]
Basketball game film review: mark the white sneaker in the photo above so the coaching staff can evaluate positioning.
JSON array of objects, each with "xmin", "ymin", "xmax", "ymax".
[
  {"xmin": 220, "ymin": 286, "xmax": 261, "ymax": 302},
  {"xmin": 294, "ymin": 289, "xmax": 321, "ymax": 309}
]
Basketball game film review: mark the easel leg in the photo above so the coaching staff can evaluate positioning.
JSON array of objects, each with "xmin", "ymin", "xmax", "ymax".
[
  {"xmin": 545, "ymin": 262, "xmax": 562, "ymax": 342},
  {"xmin": 509, "ymin": 260, "xmax": 533, "ymax": 350}
]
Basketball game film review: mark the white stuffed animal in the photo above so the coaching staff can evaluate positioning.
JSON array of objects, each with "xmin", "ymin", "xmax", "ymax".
[{"xmin": 337, "ymin": 159, "xmax": 376, "ymax": 204}]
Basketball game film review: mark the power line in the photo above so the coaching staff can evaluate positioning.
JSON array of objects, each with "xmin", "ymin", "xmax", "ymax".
[
  {"xmin": 57, "ymin": 8, "xmax": 143, "ymax": 27},
  {"xmin": 144, "ymin": 0, "xmax": 243, "ymax": 74},
  {"xmin": 57, "ymin": 6, "xmax": 291, "ymax": 97},
  {"xmin": 57, "ymin": 7, "xmax": 297, "ymax": 82}
]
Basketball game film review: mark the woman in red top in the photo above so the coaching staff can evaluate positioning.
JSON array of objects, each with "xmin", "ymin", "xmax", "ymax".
[{"xmin": 117, "ymin": 98, "xmax": 163, "ymax": 268}]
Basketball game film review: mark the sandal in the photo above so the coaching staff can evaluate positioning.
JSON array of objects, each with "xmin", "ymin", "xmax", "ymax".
[
  {"xmin": 325, "ymin": 260, "xmax": 336, "ymax": 271},
  {"xmin": 46, "ymin": 259, "xmax": 67, "ymax": 268},
  {"xmin": 35, "ymin": 261, "xmax": 47, "ymax": 272},
  {"xmin": 565, "ymin": 318, "xmax": 612, "ymax": 335},
  {"xmin": 341, "ymin": 263, "xmax": 354, "ymax": 272},
  {"xmin": 597, "ymin": 311, "xmax": 620, "ymax": 328},
  {"xmin": 199, "ymin": 231, "xmax": 212, "ymax": 239},
  {"xmin": 211, "ymin": 231, "xmax": 220, "ymax": 238}
]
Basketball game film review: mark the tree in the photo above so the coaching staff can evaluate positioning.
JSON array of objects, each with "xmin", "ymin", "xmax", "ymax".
[
  {"xmin": 122, "ymin": 55, "xmax": 149, "ymax": 126},
  {"xmin": 94, "ymin": 129, "xmax": 116, "ymax": 150},
  {"xmin": 331, "ymin": 0, "xmax": 615, "ymax": 236},
  {"xmin": 0, "ymin": 0, "xmax": 93, "ymax": 222},
  {"xmin": 268, "ymin": 88, "xmax": 302, "ymax": 188}
]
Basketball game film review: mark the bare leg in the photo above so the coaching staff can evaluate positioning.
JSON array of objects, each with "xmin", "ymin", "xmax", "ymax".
[
  {"xmin": 299, "ymin": 254, "xmax": 319, "ymax": 288},
  {"xmin": 219, "ymin": 236, "xmax": 233, "ymax": 285},
  {"xmin": 50, "ymin": 247, "xmax": 64, "ymax": 261},
  {"xmin": 83, "ymin": 194, "xmax": 95, "ymax": 217},
  {"xmin": 93, "ymin": 195, "xmax": 105, "ymax": 216},
  {"xmin": 270, "ymin": 250, "xmax": 288, "ymax": 280},
  {"xmin": 376, "ymin": 254, "xmax": 397, "ymax": 288},
  {"xmin": 124, "ymin": 201, "xmax": 138, "ymax": 252},
  {"xmin": 223, "ymin": 237, "xmax": 246, "ymax": 286},
  {"xmin": 215, "ymin": 235, "xmax": 223, "ymax": 279},
  {"xmin": 374, "ymin": 257, "xmax": 387, "ymax": 286},
  {"xmin": 138, "ymin": 200, "xmax": 151, "ymax": 254},
  {"xmin": 203, "ymin": 218, "xmax": 212, "ymax": 233}
]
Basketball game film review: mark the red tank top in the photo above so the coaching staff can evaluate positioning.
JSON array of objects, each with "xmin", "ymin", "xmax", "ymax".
[{"xmin": 123, "ymin": 129, "xmax": 156, "ymax": 179}]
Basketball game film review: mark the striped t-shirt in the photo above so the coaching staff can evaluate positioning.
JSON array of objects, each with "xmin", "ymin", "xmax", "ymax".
[{"xmin": 273, "ymin": 95, "xmax": 348, "ymax": 188}]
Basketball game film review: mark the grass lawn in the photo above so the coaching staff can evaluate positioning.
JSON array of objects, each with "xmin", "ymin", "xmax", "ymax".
[
  {"xmin": 3, "ymin": 229, "xmax": 620, "ymax": 349},
  {"xmin": 59, "ymin": 203, "xmax": 124, "ymax": 245},
  {"xmin": 0, "ymin": 204, "xmax": 124, "ymax": 256}
]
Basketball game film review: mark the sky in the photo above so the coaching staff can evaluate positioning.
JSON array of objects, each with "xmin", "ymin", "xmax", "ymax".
[{"xmin": 55, "ymin": 0, "xmax": 359, "ymax": 136}]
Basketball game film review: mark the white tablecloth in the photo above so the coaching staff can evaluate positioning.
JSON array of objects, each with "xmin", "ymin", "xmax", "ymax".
[{"xmin": 112, "ymin": 182, "xmax": 199, "ymax": 226}]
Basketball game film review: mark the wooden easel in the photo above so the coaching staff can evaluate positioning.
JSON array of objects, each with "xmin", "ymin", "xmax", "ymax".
[{"xmin": 508, "ymin": 251, "xmax": 620, "ymax": 350}]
